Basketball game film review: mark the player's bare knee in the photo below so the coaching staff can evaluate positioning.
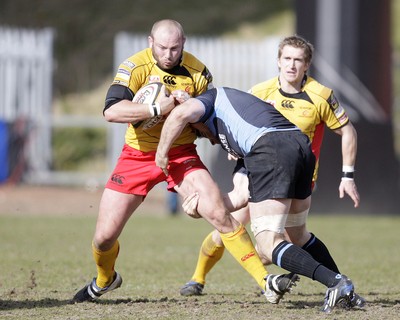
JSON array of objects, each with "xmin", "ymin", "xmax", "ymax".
[{"xmin": 205, "ymin": 211, "xmax": 233, "ymax": 232}]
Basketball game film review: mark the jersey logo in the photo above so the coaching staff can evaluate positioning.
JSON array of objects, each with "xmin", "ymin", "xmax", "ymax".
[
  {"xmin": 111, "ymin": 174, "xmax": 125, "ymax": 185},
  {"xmin": 149, "ymin": 75, "xmax": 161, "ymax": 83},
  {"xmin": 163, "ymin": 75, "xmax": 177, "ymax": 85},
  {"xmin": 218, "ymin": 134, "xmax": 240, "ymax": 158},
  {"xmin": 281, "ymin": 99, "xmax": 295, "ymax": 109}
]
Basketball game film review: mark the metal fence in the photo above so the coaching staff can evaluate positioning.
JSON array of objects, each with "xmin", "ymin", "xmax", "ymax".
[{"xmin": 0, "ymin": 27, "xmax": 54, "ymax": 183}]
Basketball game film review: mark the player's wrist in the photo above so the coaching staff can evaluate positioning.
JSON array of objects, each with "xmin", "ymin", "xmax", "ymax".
[{"xmin": 342, "ymin": 165, "xmax": 355, "ymax": 180}]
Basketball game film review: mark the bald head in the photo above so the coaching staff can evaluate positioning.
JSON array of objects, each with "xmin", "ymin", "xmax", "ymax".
[
  {"xmin": 150, "ymin": 19, "xmax": 185, "ymax": 40},
  {"xmin": 148, "ymin": 19, "xmax": 186, "ymax": 70}
]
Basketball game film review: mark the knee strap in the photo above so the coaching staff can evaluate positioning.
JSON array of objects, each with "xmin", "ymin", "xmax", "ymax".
[
  {"xmin": 285, "ymin": 209, "xmax": 309, "ymax": 227},
  {"xmin": 251, "ymin": 214, "xmax": 287, "ymax": 236}
]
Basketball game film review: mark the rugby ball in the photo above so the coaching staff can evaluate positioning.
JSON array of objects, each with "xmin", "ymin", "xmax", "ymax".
[{"xmin": 131, "ymin": 82, "xmax": 167, "ymax": 129}]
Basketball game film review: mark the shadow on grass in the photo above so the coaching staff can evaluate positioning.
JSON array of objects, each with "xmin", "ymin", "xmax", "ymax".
[
  {"xmin": 0, "ymin": 298, "xmax": 74, "ymax": 310},
  {"xmin": 97, "ymin": 295, "xmax": 324, "ymax": 310},
  {"xmin": 1, "ymin": 293, "xmax": 396, "ymax": 312},
  {"xmin": 94, "ymin": 295, "xmax": 383, "ymax": 314}
]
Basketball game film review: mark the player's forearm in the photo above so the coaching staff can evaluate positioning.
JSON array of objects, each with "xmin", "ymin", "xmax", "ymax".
[
  {"xmin": 157, "ymin": 117, "xmax": 187, "ymax": 157},
  {"xmin": 341, "ymin": 124, "xmax": 357, "ymax": 167},
  {"xmin": 104, "ymin": 100, "xmax": 152, "ymax": 123}
]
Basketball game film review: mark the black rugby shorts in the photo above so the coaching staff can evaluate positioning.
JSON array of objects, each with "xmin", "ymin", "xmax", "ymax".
[{"xmin": 244, "ymin": 131, "xmax": 315, "ymax": 202}]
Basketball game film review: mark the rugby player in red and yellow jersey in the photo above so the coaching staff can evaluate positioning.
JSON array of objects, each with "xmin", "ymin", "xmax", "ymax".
[
  {"xmin": 179, "ymin": 35, "xmax": 365, "ymax": 311},
  {"xmin": 73, "ymin": 19, "xmax": 293, "ymax": 303}
]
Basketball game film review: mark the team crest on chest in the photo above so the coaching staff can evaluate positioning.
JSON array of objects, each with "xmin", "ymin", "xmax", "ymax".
[{"xmin": 281, "ymin": 99, "xmax": 295, "ymax": 109}]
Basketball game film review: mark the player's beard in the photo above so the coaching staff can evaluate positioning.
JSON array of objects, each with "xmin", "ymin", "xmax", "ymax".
[{"xmin": 152, "ymin": 48, "xmax": 182, "ymax": 70}]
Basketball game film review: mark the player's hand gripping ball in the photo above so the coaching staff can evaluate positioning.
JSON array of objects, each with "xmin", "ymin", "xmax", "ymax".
[{"xmin": 131, "ymin": 82, "xmax": 170, "ymax": 129}]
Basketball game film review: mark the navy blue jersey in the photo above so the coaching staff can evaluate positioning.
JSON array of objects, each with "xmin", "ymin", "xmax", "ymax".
[{"xmin": 195, "ymin": 87, "xmax": 299, "ymax": 157}]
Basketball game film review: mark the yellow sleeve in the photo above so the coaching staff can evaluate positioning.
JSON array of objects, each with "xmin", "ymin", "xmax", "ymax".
[{"xmin": 305, "ymin": 78, "xmax": 349, "ymax": 130}]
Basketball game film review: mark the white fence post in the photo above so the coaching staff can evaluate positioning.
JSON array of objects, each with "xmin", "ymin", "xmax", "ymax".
[{"xmin": 0, "ymin": 26, "xmax": 54, "ymax": 182}]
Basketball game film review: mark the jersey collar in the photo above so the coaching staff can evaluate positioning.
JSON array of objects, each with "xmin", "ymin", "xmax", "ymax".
[{"xmin": 277, "ymin": 74, "xmax": 308, "ymax": 92}]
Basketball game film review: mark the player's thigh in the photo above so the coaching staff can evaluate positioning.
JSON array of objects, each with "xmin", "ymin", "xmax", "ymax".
[
  {"xmin": 175, "ymin": 169, "xmax": 226, "ymax": 218},
  {"xmin": 95, "ymin": 188, "xmax": 143, "ymax": 245},
  {"xmin": 176, "ymin": 168, "xmax": 220, "ymax": 198},
  {"xmin": 289, "ymin": 197, "xmax": 311, "ymax": 214},
  {"xmin": 249, "ymin": 198, "xmax": 291, "ymax": 220}
]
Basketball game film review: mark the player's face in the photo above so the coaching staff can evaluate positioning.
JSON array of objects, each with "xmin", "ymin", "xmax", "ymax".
[
  {"xmin": 149, "ymin": 30, "xmax": 184, "ymax": 70},
  {"xmin": 278, "ymin": 45, "xmax": 310, "ymax": 85}
]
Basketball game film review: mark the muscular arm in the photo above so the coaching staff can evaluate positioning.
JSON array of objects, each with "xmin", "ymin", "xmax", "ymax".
[
  {"xmin": 155, "ymin": 98, "xmax": 205, "ymax": 175},
  {"xmin": 334, "ymin": 121, "xmax": 357, "ymax": 167},
  {"xmin": 333, "ymin": 121, "xmax": 360, "ymax": 207},
  {"xmin": 104, "ymin": 85, "xmax": 175, "ymax": 123},
  {"xmin": 104, "ymin": 100, "xmax": 151, "ymax": 123}
]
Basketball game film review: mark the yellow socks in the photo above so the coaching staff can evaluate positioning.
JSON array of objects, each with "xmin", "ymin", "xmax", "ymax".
[
  {"xmin": 92, "ymin": 240, "xmax": 120, "ymax": 288},
  {"xmin": 191, "ymin": 231, "xmax": 225, "ymax": 285},
  {"xmin": 220, "ymin": 224, "xmax": 267, "ymax": 289}
]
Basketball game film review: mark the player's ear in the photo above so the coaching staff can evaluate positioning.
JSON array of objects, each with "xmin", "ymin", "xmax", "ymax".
[{"xmin": 148, "ymin": 36, "xmax": 154, "ymax": 48}]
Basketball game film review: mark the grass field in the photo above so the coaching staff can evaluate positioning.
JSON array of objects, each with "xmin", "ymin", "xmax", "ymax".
[{"xmin": 0, "ymin": 212, "xmax": 399, "ymax": 319}]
